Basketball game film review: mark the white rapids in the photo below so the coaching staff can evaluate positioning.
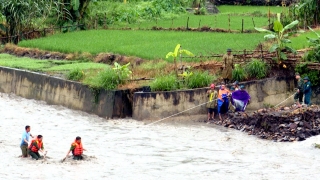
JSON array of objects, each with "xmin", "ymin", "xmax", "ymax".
[{"xmin": 0, "ymin": 92, "xmax": 320, "ymax": 180}]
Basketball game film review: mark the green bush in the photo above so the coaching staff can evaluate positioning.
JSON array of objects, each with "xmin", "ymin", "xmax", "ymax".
[
  {"xmin": 232, "ymin": 64, "xmax": 247, "ymax": 81},
  {"xmin": 67, "ymin": 67, "xmax": 84, "ymax": 81},
  {"xmin": 245, "ymin": 59, "xmax": 268, "ymax": 79},
  {"xmin": 185, "ymin": 71, "xmax": 215, "ymax": 89},
  {"xmin": 83, "ymin": 68, "xmax": 122, "ymax": 90},
  {"xmin": 150, "ymin": 74, "xmax": 178, "ymax": 91},
  {"xmin": 295, "ymin": 63, "xmax": 320, "ymax": 86}
]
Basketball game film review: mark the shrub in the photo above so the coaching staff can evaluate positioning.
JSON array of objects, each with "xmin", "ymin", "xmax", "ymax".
[
  {"xmin": 232, "ymin": 64, "xmax": 247, "ymax": 81},
  {"xmin": 185, "ymin": 71, "xmax": 215, "ymax": 89},
  {"xmin": 295, "ymin": 63, "xmax": 320, "ymax": 86},
  {"xmin": 83, "ymin": 68, "xmax": 122, "ymax": 90},
  {"xmin": 150, "ymin": 74, "xmax": 178, "ymax": 91},
  {"xmin": 67, "ymin": 67, "xmax": 84, "ymax": 81},
  {"xmin": 245, "ymin": 59, "xmax": 268, "ymax": 79}
]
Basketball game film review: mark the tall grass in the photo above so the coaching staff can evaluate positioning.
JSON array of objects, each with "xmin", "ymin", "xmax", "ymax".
[
  {"xmin": 150, "ymin": 74, "xmax": 178, "ymax": 91},
  {"xmin": 245, "ymin": 59, "xmax": 268, "ymax": 79},
  {"xmin": 83, "ymin": 68, "xmax": 122, "ymax": 90},
  {"xmin": 232, "ymin": 64, "xmax": 247, "ymax": 81},
  {"xmin": 185, "ymin": 71, "xmax": 215, "ymax": 89},
  {"xmin": 19, "ymin": 30, "xmax": 265, "ymax": 60}
]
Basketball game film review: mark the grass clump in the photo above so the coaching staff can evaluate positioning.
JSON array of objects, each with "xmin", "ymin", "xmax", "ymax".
[
  {"xmin": 245, "ymin": 59, "xmax": 268, "ymax": 79},
  {"xmin": 150, "ymin": 74, "xmax": 178, "ymax": 91},
  {"xmin": 83, "ymin": 68, "xmax": 121, "ymax": 90},
  {"xmin": 185, "ymin": 71, "xmax": 215, "ymax": 89},
  {"xmin": 232, "ymin": 64, "xmax": 247, "ymax": 81},
  {"xmin": 67, "ymin": 67, "xmax": 84, "ymax": 81}
]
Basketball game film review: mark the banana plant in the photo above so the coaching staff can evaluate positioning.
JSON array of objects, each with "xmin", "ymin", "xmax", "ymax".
[
  {"xmin": 113, "ymin": 62, "xmax": 132, "ymax": 83},
  {"xmin": 166, "ymin": 44, "xmax": 194, "ymax": 76},
  {"xmin": 255, "ymin": 16, "xmax": 300, "ymax": 62}
]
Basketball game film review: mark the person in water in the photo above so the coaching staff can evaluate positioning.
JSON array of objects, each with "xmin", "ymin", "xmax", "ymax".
[
  {"xmin": 65, "ymin": 136, "xmax": 86, "ymax": 160},
  {"xmin": 20, "ymin": 125, "xmax": 34, "ymax": 158},
  {"xmin": 217, "ymin": 83, "xmax": 230, "ymax": 120},
  {"xmin": 206, "ymin": 84, "xmax": 218, "ymax": 122},
  {"xmin": 28, "ymin": 135, "xmax": 46, "ymax": 160}
]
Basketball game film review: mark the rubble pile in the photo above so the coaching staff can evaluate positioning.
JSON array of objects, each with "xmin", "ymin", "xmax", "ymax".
[{"xmin": 214, "ymin": 105, "xmax": 320, "ymax": 142}]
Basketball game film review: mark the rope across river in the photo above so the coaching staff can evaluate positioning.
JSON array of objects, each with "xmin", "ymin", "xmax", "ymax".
[
  {"xmin": 146, "ymin": 92, "xmax": 298, "ymax": 126},
  {"xmin": 146, "ymin": 99, "xmax": 216, "ymax": 126}
]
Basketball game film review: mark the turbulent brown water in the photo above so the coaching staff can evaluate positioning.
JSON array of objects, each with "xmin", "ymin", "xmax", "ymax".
[{"xmin": 0, "ymin": 92, "xmax": 320, "ymax": 179}]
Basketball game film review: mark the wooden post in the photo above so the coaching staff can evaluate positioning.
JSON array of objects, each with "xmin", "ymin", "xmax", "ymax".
[
  {"xmin": 95, "ymin": 16, "xmax": 97, "ymax": 30},
  {"xmin": 304, "ymin": 11, "xmax": 306, "ymax": 30},
  {"xmin": 43, "ymin": 28, "xmax": 46, "ymax": 37},
  {"xmin": 260, "ymin": 43, "xmax": 263, "ymax": 61},
  {"xmin": 171, "ymin": 18, "xmax": 174, "ymax": 28},
  {"xmin": 252, "ymin": 17, "xmax": 255, "ymax": 27},
  {"xmin": 228, "ymin": 14, "xmax": 230, "ymax": 32},
  {"xmin": 268, "ymin": 8, "xmax": 271, "ymax": 30},
  {"xmin": 241, "ymin": 19, "xmax": 244, "ymax": 33},
  {"xmin": 215, "ymin": 16, "xmax": 217, "ymax": 28},
  {"xmin": 244, "ymin": 49, "xmax": 246, "ymax": 61},
  {"xmin": 105, "ymin": 13, "xmax": 107, "ymax": 29},
  {"xmin": 186, "ymin": 16, "xmax": 189, "ymax": 30},
  {"xmin": 198, "ymin": 19, "xmax": 201, "ymax": 29}
]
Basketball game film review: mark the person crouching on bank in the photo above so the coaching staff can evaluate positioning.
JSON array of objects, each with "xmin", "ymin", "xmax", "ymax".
[
  {"xmin": 28, "ymin": 135, "xmax": 46, "ymax": 160},
  {"xmin": 65, "ymin": 136, "xmax": 86, "ymax": 160}
]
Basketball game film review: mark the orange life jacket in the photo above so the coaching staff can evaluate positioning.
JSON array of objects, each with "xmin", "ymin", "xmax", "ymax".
[
  {"xmin": 29, "ymin": 139, "xmax": 42, "ymax": 153},
  {"xmin": 72, "ymin": 141, "xmax": 83, "ymax": 156}
]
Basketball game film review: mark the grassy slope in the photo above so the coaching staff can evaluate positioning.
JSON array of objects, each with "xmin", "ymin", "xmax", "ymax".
[
  {"xmin": 0, "ymin": 54, "xmax": 108, "ymax": 72},
  {"xmin": 19, "ymin": 30, "xmax": 265, "ymax": 61}
]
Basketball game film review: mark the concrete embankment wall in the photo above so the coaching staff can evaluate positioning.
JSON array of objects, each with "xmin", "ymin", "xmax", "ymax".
[
  {"xmin": 133, "ymin": 77, "xmax": 320, "ymax": 121},
  {"xmin": 0, "ymin": 66, "xmax": 132, "ymax": 119}
]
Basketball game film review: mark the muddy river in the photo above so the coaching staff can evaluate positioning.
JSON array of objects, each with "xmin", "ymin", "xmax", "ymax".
[{"xmin": 0, "ymin": 92, "xmax": 319, "ymax": 179}]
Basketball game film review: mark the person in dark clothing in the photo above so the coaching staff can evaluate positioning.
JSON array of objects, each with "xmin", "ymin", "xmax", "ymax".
[
  {"xmin": 303, "ymin": 76, "xmax": 312, "ymax": 106},
  {"xmin": 28, "ymin": 135, "xmax": 46, "ymax": 160},
  {"xmin": 294, "ymin": 73, "xmax": 304, "ymax": 107}
]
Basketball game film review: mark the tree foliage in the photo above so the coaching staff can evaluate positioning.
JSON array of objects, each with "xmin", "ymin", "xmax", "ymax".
[{"xmin": 0, "ymin": 0, "xmax": 61, "ymax": 43}]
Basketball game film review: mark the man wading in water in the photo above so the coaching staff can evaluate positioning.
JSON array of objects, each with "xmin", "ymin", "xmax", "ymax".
[
  {"xmin": 65, "ymin": 136, "xmax": 86, "ymax": 160},
  {"xmin": 28, "ymin": 135, "xmax": 47, "ymax": 160},
  {"xmin": 20, "ymin": 125, "xmax": 34, "ymax": 158}
]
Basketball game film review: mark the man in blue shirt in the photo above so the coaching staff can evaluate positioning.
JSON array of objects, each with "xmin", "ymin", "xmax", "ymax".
[{"xmin": 20, "ymin": 125, "xmax": 34, "ymax": 158}]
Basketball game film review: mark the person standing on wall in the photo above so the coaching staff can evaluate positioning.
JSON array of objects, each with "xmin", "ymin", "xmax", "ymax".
[
  {"xmin": 206, "ymin": 84, "xmax": 218, "ymax": 122},
  {"xmin": 221, "ymin": 48, "xmax": 234, "ymax": 84},
  {"xmin": 294, "ymin": 72, "xmax": 304, "ymax": 108},
  {"xmin": 28, "ymin": 135, "xmax": 47, "ymax": 160},
  {"xmin": 303, "ymin": 76, "xmax": 312, "ymax": 106},
  {"xmin": 20, "ymin": 125, "xmax": 34, "ymax": 158}
]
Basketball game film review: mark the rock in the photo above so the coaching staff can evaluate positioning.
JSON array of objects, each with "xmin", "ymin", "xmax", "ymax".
[
  {"xmin": 299, "ymin": 122, "xmax": 304, "ymax": 127},
  {"xmin": 284, "ymin": 107, "xmax": 290, "ymax": 110},
  {"xmin": 228, "ymin": 125, "xmax": 235, "ymax": 128},
  {"xmin": 289, "ymin": 123, "xmax": 297, "ymax": 130}
]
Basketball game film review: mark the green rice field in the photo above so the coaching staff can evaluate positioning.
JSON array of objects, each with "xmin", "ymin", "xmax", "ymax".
[{"xmin": 19, "ymin": 30, "xmax": 266, "ymax": 61}]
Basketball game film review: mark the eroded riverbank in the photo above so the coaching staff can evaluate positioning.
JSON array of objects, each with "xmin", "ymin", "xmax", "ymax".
[{"xmin": 0, "ymin": 92, "xmax": 320, "ymax": 179}]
